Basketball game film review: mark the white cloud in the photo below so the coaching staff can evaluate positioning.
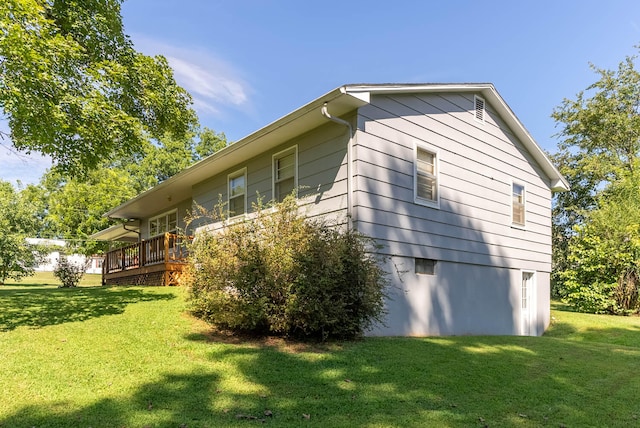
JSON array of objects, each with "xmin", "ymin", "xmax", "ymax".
[
  {"xmin": 167, "ymin": 56, "xmax": 248, "ymax": 108},
  {"xmin": 130, "ymin": 35, "xmax": 252, "ymax": 119}
]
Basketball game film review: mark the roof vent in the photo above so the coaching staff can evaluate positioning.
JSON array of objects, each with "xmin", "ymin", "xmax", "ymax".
[{"xmin": 474, "ymin": 95, "xmax": 485, "ymax": 123}]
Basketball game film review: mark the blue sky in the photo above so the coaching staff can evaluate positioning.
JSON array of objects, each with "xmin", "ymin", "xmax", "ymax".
[{"xmin": 2, "ymin": 0, "xmax": 640, "ymax": 185}]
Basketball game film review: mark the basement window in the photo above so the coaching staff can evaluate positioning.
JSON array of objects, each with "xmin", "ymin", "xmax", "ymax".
[{"xmin": 415, "ymin": 258, "xmax": 437, "ymax": 275}]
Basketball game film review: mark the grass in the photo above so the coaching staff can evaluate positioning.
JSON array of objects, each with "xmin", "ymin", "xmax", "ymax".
[
  {"xmin": 3, "ymin": 270, "xmax": 103, "ymax": 287},
  {"xmin": 1, "ymin": 275, "xmax": 639, "ymax": 427}
]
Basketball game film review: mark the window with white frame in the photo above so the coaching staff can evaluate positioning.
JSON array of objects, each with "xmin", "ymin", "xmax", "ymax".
[
  {"xmin": 415, "ymin": 144, "xmax": 439, "ymax": 206},
  {"xmin": 149, "ymin": 210, "xmax": 177, "ymax": 236},
  {"xmin": 228, "ymin": 168, "xmax": 247, "ymax": 217},
  {"xmin": 273, "ymin": 146, "xmax": 297, "ymax": 202},
  {"xmin": 512, "ymin": 182, "xmax": 526, "ymax": 226}
]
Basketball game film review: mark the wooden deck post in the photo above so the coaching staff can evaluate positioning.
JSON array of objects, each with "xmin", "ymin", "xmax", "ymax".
[
  {"xmin": 140, "ymin": 240, "xmax": 146, "ymax": 267},
  {"xmin": 164, "ymin": 232, "xmax": 170, "ymax": 263}
]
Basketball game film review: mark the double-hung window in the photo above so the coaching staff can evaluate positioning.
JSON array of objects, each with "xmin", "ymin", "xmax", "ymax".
[
  {"xmin": 415, "ymin": 144, "xmax": 439, "ymax": 207},
  {"xmin": 228, "ymin": 169, "xmax": 247, "ymax": 218},
  {"xmin": 273, "ymin": 146, "xmax": 297, "ymax": 202},
  {"xmin": 512, "ymin": 182, "xmax": 526, "ymax": 226}
]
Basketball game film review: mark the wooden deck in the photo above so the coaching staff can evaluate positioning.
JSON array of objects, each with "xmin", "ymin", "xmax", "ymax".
[{"xmin": 102, "ymin": 233, "xmax": 189, "ymax": 286}]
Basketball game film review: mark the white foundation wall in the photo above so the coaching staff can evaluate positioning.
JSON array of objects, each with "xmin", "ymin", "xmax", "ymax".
[{"xmin": 367, "ymin": 257, "xmax": 550, "ymax": 336}]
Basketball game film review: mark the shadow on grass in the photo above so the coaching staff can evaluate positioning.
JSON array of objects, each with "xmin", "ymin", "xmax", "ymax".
[
  {"xmin": 2, "ymin": 333, "xmax": 639, "ymax": 427},
  {"xmin": 0, "ymin": 286, "xmax": 175, "ymax": 331},
  {"xmin": 0, "ymin": 371, "xmax": 221, "ymax": 428},
  {"xmin": 2, "ymin": 296, "xmax": 640, "ymax": 427}
]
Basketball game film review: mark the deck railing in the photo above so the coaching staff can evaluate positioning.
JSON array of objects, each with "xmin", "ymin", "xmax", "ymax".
[{"xmin": 103, "ymin": 233, "xmax": 189, "ymax": 274}]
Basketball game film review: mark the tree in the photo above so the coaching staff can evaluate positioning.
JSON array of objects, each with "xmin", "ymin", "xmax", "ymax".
[
  {"xmin": 0, "ymin": 0, "xmax": 197, "ymax": 176},
  {"xmin": 194, "ymin": 127, "xmax": 228, "ymax": 161},
  {"xmin": 552, "ymin": 49, "xmax": 640, "ymax": 311},
  {"xmin": 42, "ymin": 168, "xmax": 138, "ymax": 255},
  {"xmin": 130, "ymin": 128, "xmax": 227, "ymax": 188},
  {"xmin": 559, "ymin": 171, "xmax": 640, "ymax": 313},
  {"xmin": 31, "ymin": 127, "xmax": 228, "ymax": 254},
  {"xmin": 0, "ymin": 180, "xmax": 47, "ymax": 284},
  {"xmin": 553, "ymin": 55, "xmax": 640, "ymax": 178}
]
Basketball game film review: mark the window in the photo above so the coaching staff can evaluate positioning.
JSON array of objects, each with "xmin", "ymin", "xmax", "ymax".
[
  {"xmin": 228, "ymin": 169, "xmax": 247, "ymax": 217},
  {"xmin": 149, "ymin": 210, "xmax": 177, "ymax": 236},
  {"xmin": 415, "ymin": 258, "xmax": 437, "ymax": 275},
  {"xmin": 474, "ymin": 95, "xmax": 485, "ymax": 123},
  {"xmin": 512, "ymin": 182, "xmax": 525, "ymax": 226},
  {"xmin": 273, "ymin": 146, "xmax": 297, "ymax": 202},
  {"xmin": 415, "ymin": 144, "xmax": 439, "ymax": 206}
]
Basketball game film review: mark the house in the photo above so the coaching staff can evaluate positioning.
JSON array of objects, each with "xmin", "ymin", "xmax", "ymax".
[
  {"xmin": 26, "ymin": 238, "xmax": 103, "ymax": 274},
  {"xmin": 92, "ymin": 83, "xmax": 568, "ymax": 336}
]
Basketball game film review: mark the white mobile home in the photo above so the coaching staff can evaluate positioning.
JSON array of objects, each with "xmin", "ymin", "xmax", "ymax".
[
  {"xmin": 26, "ymin": 238, "xmax": 103, "ymax": 274},
  {"xmin": 93, "ymin": 83, "xmax": 568, "ymax": 336}
]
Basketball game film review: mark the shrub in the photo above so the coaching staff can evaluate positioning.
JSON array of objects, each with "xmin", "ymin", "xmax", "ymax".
[
  {"xmin": 184, "ymin": 195, "xmax": 388, "ymax": 340},
  {"xmin": 54, "ymin": 255, "xmax": 88, "ymax": 288}
]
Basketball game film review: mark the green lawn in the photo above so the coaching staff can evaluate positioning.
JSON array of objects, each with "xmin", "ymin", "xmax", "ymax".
[{"xmin": 1, "ymin": 277, "xmax": 639, "ymax": 427}]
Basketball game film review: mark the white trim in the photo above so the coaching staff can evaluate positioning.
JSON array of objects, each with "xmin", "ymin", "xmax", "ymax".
[
  {"xmin": 413, "ymin": 141, "xmax": 440, "ymax": 209},
  {"xmin": 520, "ymin": 270, "xmax": 537, "ymax": 336},
  {"xmin": 227, "ymin": 167, "xmax": 247, "ymax": 218},
  {"xmin": 272, "ymin": 145, "xmax": 298, "ymax": 202},
  {"xmin": 510, "ymin": 179, "xmax": 526, "ymax": 229},
  {"xmin": 474, "ymin": 95, "xmax": 486, "ymax": 123},
  {"xmin": 148, "ymin": 209, "xmax": 178, "ymax": 237}
]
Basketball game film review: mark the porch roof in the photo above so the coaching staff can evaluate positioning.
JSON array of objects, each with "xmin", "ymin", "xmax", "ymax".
[{"xmin": 90, "ymin": 220, "xmax": 140, "ymax": 242}]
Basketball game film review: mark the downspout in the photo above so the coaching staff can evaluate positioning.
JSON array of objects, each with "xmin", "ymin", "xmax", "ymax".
[
  {"xmin": 121, "ymin": 220, "xmax": 141, "ymax": 240},
  {"xmin": 321, "ymin": 102, "xmax": 355, "ymax": 229}
]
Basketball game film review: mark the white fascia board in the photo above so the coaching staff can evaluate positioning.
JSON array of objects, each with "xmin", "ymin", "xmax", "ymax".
[
  {"xmin": 480, "ymin": 87, "xmax": 569, "ymax": 192},
  {"xmin": 345, "ymin": 83, "xmax": 495, "ymax": 95}
]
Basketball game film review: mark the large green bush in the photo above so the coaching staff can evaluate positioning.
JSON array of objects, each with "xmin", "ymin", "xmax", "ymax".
[
  {"xmin": 184, "ymin": 196, "xmax": 388, "ymax": 340},
  {"xmin": 558, "ymin": 173, "xmax": 640, "ymax": 314}
]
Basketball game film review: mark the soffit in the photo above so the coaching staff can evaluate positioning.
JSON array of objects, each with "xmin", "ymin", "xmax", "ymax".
[{"xmin": 90, "ymin": 220, "xmax": 140, "ymax": 241}]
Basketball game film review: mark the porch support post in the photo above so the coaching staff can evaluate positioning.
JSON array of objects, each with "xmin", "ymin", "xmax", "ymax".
[
  {"xmin": 164, "ymin": 233, "xmax": 169, "ymax": 264},
  {"xmin": 140, "ymin": 240, "xmax": 146, "ymax": 267}
]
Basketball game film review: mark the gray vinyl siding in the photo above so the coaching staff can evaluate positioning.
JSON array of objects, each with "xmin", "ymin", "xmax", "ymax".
[
  {"xmin": 190, "ymin": 121, "xmax": 351, "ymax": 231},
  {"xmin": 354, "ymin": 93, "xmax": 553, "ymax": 274}
]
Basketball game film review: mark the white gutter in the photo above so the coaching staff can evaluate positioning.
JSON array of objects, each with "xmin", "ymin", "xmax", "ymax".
[{"xmin": 321, "ymin": 102, "xmax": 355, "ymax": 229}]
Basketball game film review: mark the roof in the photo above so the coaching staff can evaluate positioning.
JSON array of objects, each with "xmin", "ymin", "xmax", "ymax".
[
  {"xmin": 90, "ymin": 220, "xmax": 140, "ymax": 242},
  {"xmin": 102, "ymin": 83, "xmax": 569, "ymax": 221}
]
